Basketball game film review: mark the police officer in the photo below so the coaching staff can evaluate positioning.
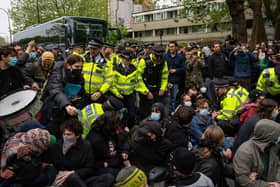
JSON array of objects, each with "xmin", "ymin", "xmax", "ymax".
[
  {"xmin": 212, "ymin": 79, "xmax": 248, "ymax": 136},
  {"xmin": 83, "ymin": 39, "xmax": 112, "ymax": 103},
  {"xmin": 110, "ymin": 50, "xmax": 152, "ymax": 128},
  {"xmin": 138, "ymin": 45, "xmax": 168, "ymax": 120},
  {"xmin": 78, "ymin": 96, "xmax": 123, "ymax": 139},
  {"xmin": 257, "ymin": 64, "xmax": 280, "ymax": 103}
]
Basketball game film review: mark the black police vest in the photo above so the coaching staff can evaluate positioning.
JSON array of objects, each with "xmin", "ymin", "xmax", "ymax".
[{"xmin": 143, "ymin": 56, "xmax": 163, "ymax": 90}]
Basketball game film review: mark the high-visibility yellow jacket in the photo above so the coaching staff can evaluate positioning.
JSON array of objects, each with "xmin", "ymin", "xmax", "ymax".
[
  {"xmin": 137, "ymin": 54, "xmax": 168, "ymax": 92},
  {"xmin": 83, "ymin": 54, "xmax": 113, "ymax": 94},
  {"xmin": 110, "ymin": 62, "xmax": 149, "ymax": 96},
  {"xmin": 227, "ymin": 85, "xmax": 249, "ymax": 111},
  {"xmin": 217, "ymin": 87, "xmax": 246, "ymax": 121},
  {"xmin": 78, "ymin": 103, "xmax": 104, "ymax": 139},
  {"xmin": 257, "ymin": 67, "xmax": 280, "ymax": 95}
]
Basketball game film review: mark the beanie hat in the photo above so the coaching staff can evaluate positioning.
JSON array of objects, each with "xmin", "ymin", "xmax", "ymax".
[
  {"xmin": 172, "ymin": 147, "xmax": 196, "ymax": 175},
  {"xmin": 115, "ymin": 166, "xmax": 147, "ymax": 187},
  {"xmin": 42, "ymin": 51, "xmax": 55, "ymax": 62},
  {"xmin": 107, "ymin": 96, "xmax": 124, "ymax": 111},
  {"xmin": 139, "ymin": 120, "xmax": 162, "ymax": 137}
]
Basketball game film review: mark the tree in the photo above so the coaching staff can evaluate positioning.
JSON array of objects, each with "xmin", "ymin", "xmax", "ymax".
[
  {"xmin": 247, "ymin": 0, "xmax": 267, "ymax": 47},
  {"xmin": 10, "ymin": 0, "xmax": 109, "ymax": 33},
  {"xmin": 226, "ymin": 0, "xmax": 247, "ymax": 43},
  {"xmin": 0, "ymin": 36, "xmax": 7, "ymax": 46},
  {"xmin": 263, "ymin": 0, "xmax": 280, "ymax": 40}
]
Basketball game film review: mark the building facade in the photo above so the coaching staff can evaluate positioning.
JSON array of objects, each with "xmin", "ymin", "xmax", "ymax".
[{"xmin": 129, "ymin": 2, "xmax": 274, "ymax": 43}]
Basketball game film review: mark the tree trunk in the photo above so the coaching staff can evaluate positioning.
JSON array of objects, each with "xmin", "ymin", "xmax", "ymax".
[
  {"xmin": 248, "ymin": 0, "xmax": 267, "ymax": 48},
  {"xmin": 226, "ymin": 0, "xmax": 247, "ymax": 43},
  {"xmin": 263, "ymin": 0, "xmax": 280, "ymax": 40}
]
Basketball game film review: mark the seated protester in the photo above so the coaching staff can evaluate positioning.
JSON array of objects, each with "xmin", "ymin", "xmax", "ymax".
[
  {"xmin": 190, "ymin": 99, "xmax": 215, "ymax": 146},
  {"xmin": 171, "ymin": 147, "xmax": 214, "ymax": 187},
  {"xmin": 194, "ymin": 125, "xmax": 234, "ymax": 187},
  {"xmin": 233, "ymin": 98, "xmax": 278, "ymax": 154},
  {"xmin": 239, "ymin": 89, "xmax": 265, "ymax": 124},
  {"xmin": 13, "ymin": 40, "xmax": 36, "ymax": 67},
  {"xmin": 174, "ymin": 93, "xmax": 192, "ymax": 113},
  {"xmin": 22, "ymin": 51, "xmax": 55, "ymax": 90},
  {"xmin": 0, "ymin": 46, "xmax": 29, "ymax": 98},
  {"xmin": 165, "ymin": 106, "xmax": 194, "ymax": 148},
  {"xmin": 115, "ymin": 166, "xmax": 148, "ymax": 187},
  {"xmin": 42, "ymin": 118, "xmax": 114, "ymax": 187},
  {"xmin": 86, "ymin": 110, "xmax": 126, "ymax": 177},
  {"xmin": 0, "ymin": 128, "xmax": 57, "ymax": 187},
  {"xmin": 234, "ymin": 119, "xmax": 280, "ymax": 187},
  {"xmin": 185, "ymin": 84, "xmax": 199, "ymax": 108},
  {"xmin": 40, "ymin": 55, "xmax": 85, "ymax": 137},
  {"xmin": 121, "ymin": 121, "xmax": 174, "ymax": 176}
]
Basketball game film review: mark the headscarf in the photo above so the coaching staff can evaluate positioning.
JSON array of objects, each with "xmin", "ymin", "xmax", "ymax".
[{"xmin": 1, "ymin": 128, "xmax": 51, "ymax": 168}]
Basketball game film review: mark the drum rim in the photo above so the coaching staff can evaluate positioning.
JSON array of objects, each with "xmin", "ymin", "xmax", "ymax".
[{"xmin": 0, "ymin": 88, "xmax": 38, "ymax": 118}]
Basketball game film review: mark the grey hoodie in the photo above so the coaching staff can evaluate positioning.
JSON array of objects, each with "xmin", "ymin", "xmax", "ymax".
[{"xmin": 234, "ymin": 119, "xmax": 280, "ymax": 187}]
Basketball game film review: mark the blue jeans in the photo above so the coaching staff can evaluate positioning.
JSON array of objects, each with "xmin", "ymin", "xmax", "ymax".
[{"xmin": 169, "ymin": 84, "xmax": 179, "ymax": 113}]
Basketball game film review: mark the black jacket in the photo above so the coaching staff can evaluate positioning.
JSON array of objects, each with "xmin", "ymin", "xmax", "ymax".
[
  {"xmin": 164, "ymin": 121, "xmax": 189, "ymax": 148},
  {"xmin": 43, "ymin": 138, "xmax": 94, "ymax": 180},
  {"xmin": 233, "ymin": 114, "xmax": 260, "ymax": 154},
  {"xmin": 123, "ymin": 135, "xmax": 174, "ymax": 175},
  {"xmin": 0, "ymin": 66, "xmax": 26, "ymax": 98},
  {"xmin": 86, "ymin": 130, "xmax": 124, "ymax": 169},
  {"xmin": 208, "ymin": 53, "xmax": 226, "ymax": 79}
]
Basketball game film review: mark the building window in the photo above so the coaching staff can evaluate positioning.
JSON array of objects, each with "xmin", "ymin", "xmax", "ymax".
[
  {"xmin": 167, "ymin": 10, "xmax": 177, "ymax": 19},
  {"xmin": 179, "ymin": 26, "xmax": 188, "ymax": 34},
  {"xmin": 134, "ymin": 16, "xmax": 143, "ymax": 23},
  {"xmin": 166, "ymin": 27, "xmax": 176, "ymax": 35},
  {"xmin": 155, "ymin": 29, "xmax": 164, "ymax": 36},
  {"xmin": 154, "ymin": 13, "xmax": 163, "ymax": 21},
  {"xmin": 144, "ymin": 14, "xmax": 153, "ymax": 22},
  {"xmin": 192, "ymin": 25, "xmax": 205, "ymax": 33},
  {"xmin": 143, "ymin": 30, "xmax": 153, "ymax": 37}
]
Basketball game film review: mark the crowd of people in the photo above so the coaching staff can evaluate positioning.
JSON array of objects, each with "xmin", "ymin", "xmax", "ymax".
[{"xmin": 0, "ymin": 36, "xmax": 280, "ymax": 187}]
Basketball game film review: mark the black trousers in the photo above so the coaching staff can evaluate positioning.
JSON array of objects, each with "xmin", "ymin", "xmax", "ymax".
[{"xmin": 123, "ymin": 93, "xmax": 136, "ymax": 128}]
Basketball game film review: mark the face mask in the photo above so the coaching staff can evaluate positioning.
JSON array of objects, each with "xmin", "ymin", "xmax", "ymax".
[
  {"xmin": 150, "ymin": 112, "xmax": 160, "ymax": 121},
  {"xmin": 200, "ymin": 87, "xmax": 207, "ymax": 93},
  {"xmin": 184, "ymin": 101, "xmax": 192, "ymax": 107},
  {"xmin": 71, "ymin": 69, "xmax": 82, "ymax": 77},
  {"xmin": 199, "ymin": 109, "xmax": 209, "ymax": 116},
  {"xmin": 8, "ymin": 57, "xmax": 17, "ymax": 66},
  {"xmin": 62, "ymin": 136, "xmax": 77, "ymax": 155},
  {"xmin": 29, "ymin": 52, "xmax": 36, "ymax": 61}
]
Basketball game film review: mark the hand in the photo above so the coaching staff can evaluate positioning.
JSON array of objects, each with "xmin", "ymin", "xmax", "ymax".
[
  {"xmin": 222, "ymin": 148, "xmax": 233, "ymax": 159},
  {"xmin": 269, "ymin": 182, "xmax": 280, "ymax": 187},
  {"xmin": 31, "ymin": 82, "xmax": 40, "ymax": 90},
  {"xmin": 91, "ymin": 91, "xmax": 102, "ymax": 101},
  {"xmin": 158, "ymin": 90, "xmax": 165, "ymax": 97},
  {"xmin": 17, "ymin": 145, "xmax": 31, "ymax": 159},
  {"xmin": 28, "ymin": 40, "xmax": 35, "ymax": 47},
  {"xmin": 23, "ymin": 85, "xmax": 31, "ymax": 89},
  {"xmin": 117, "ymin": 94, "xmax": 124, "ymax": 100},
  {"xmin": 211, "ymin": 111, "xmax": 220, "ymax": 119},
  {"xmin": 169, "ymin": 69, "xmax": 176, "ymax": 74},
  {"xmin": 122, "ymin": 153, "xmax": 128, "ymax": 160},
  {"xmin": 56, "ymin": 171, "xmax": 74, "ymax": 186},
  {"xmin": 65, "ymin": 105, "xmax": 77, "ymax": 116},
  {"xmin": 248, "ymin": 172, "xmax": 257, "ymax": 181},
  {"xmin": 0, "ymin": 168, "xmax": 14, "ymax": 179},
  {"xmin": 188, "ymin": 142, "xmax": 193, "ymax": 151},
  {"xmin": 168, "ymin": 83, "xmax": 173, "ymax": 89},
  {"xmin": 104, "ymin": 162, "xmax": 108, "ymax": 168},
  {"xmin": 146, "ymin": 92, "xmax": 154, "ymax": 100},
  {"xmin": 124, "ymin": 126, "xmax": 130, "ymax": 133}
]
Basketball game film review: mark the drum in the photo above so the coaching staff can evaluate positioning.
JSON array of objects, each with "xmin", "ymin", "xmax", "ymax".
[{"xmin": 0, "ymin": 89, "xmax": 38, "ymax": 128}]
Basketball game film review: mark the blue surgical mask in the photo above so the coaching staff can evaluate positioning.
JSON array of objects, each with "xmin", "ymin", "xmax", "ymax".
[
  {"xmin": 199, "ymin": 109, "xmax": 209, "ymax": 116},
  {"xmin": 29, "ymin": 52, "xmax": 36, "ymax": 61},
  {"xmin": 150, "ymin": 112, "xmax": 160, "ymax": 121},
  {"xmin": 8, "ymin": 57, "xmax": 17, "ymax": 66}
]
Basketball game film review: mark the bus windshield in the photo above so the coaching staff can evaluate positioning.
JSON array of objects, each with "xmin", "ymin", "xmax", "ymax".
[{"xmin": 71, "ymin": 18, "xmax": 106, "ymax": 45}]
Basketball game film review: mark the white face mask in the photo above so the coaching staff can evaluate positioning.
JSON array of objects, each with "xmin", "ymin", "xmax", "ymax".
[
  {"xmin": 200, "ymin": 87, "xmax": 207, "ymax": 93},
  {"xmin": 184, "ymin": 101, "xmax": 192, "ymax": 107}
]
